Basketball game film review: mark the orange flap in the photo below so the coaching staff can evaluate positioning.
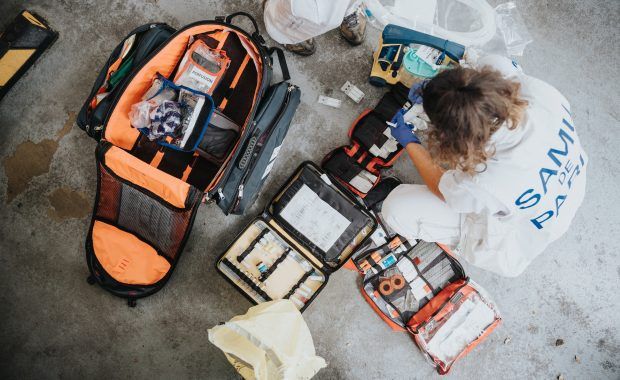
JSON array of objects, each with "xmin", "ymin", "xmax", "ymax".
[
  {"xmin": 104, "ymin": 145, "xmax": 190, "ymax": 208},
  {"xmin": 92, "ymin": 221, "xmax": 170, "ymax": 285},
  {"xmin": 407, "ymin": 279, "xmax": 467, "ymax": 330},
  {"xmin": 342, "ymin": 258, "xmax": 358, "ymax": 271}
]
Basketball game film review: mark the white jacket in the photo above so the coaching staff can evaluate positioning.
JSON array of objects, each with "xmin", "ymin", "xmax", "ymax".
[{"xmin": 439, "ymin": 54, "xmax": 588, "ymax": 277}]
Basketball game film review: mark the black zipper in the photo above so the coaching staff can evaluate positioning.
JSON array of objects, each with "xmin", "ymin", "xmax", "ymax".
[{"xmin": 227, "ymin": 84, "xmax": 294, "ymax": 213}]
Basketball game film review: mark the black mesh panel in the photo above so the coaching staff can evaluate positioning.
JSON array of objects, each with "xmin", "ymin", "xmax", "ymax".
[
  {"xmin": 96, "ymin": 165, "xmax": 122, "ymax": 223},
  {"xmin": 95, "ymin": 163, "xmax": 199, "ymax": 261}
]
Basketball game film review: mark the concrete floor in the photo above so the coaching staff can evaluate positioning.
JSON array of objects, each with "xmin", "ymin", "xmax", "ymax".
[{"xmin": 0, "ymin": 0, "xmax": 618, "ymax": 379}]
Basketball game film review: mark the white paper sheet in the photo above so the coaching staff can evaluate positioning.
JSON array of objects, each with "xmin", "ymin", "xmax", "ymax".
[{"xmin": 280, "ymin": 184, "xmax": 351, "ymax": 252}]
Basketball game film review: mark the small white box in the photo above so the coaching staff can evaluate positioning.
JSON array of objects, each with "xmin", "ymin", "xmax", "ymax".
[
  {"xmin": 341, "ymin": 81, "xmax": 364, "ymax": 103},
  {"xmin": 318, "ymin": 95, "xmax": 342, "ymax": 108}
]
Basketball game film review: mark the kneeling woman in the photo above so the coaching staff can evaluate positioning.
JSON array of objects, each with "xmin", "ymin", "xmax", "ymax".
[{"xmin": 384, "ymin": 54, "xmax": 587, "ymax": 277}]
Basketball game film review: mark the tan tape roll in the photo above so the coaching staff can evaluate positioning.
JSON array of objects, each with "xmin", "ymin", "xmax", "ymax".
[
  {"xmin": 391, "ymin": 274, "xmax": 406, "ymax": 290},
  {"xmin": 379, "ymin": 279, "xmax": 393, "ymax": 296}
]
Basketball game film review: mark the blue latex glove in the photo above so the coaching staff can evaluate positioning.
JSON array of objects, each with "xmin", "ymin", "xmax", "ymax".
[
  {"xmin": 407, "ymin": 80, "xmax": 428, "ymax": 105},
  {"xmin": 389, "ymin": 110, "xmax": 420, "ymax": 147}
]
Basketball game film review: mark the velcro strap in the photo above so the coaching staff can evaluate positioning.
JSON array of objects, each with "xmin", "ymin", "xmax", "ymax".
[
  {"xmin": 358, "ymin": 154, "xmax": 373, "ymax": 169},
  {"xmin": 349, "ymin": 147, "xmax": 364, "ymax": 162}
]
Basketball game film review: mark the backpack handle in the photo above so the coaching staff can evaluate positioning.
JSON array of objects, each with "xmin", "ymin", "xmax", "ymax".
[
  {"xmin": 267, "ymin": 46, "xmax": 290, "ymax": 81},
  {"xmin": 221, "ymin": 12, "xmax": 265, "ymax": 44},
  {"xmin": 219, "ymin": 12, "xmax": 290, "ymax": 82}
]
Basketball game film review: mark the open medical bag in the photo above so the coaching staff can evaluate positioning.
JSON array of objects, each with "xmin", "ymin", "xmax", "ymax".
[
  {"xmin": 216, "ymin": 162, "xmax": 377, "ymax": 312},
  {"xmin": 81, "ymin": 13, "xmax": 301, "ymax": 304},
  {"xmin": 320, "ymin": 81, "xmax": 501, "ymax": 373},
  {"xmin": 322, "ymin": 83, "xmax": 410, "ymax": 197},
  {"xmin": 77, "ymin": 13, "xmax": 300, "ymax": 214},
  {"xmin": 354, "ymin": 234, "xmax": 501, "ymax": 374}
]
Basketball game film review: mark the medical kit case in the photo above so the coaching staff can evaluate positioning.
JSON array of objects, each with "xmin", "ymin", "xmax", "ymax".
[
  {"xmin": 322, "ymin": 83, "xmax": 410, "ymax": 197},
  {"xmin": 0, "ymin": 10, "xmax": 58, "ymax": 101},
  {"xmin": 80, "ymin": 13, "xmax": 301, "ymax": 305},
  {"xmin": 216, "ymin": 162, "xmax": 377, "ymax": 312},
  {"xmin": 354, "ymin": 235, "xmax": 501, "ymax": 374}
]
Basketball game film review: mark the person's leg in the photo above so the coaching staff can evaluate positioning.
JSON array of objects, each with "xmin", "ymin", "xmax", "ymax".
[
  {"xmin": 263, "ymin": 0, "xmax": 316, "ymax": 56},
  {"xmin": 283, "ymin": 39, "xmax": 316, "ymax": 56},
  {"xmin": 381, "ymin": 184, "xmax": 461, "ymax": 247},
  {"xmin": 340, "ymin": 0, "xmax": 367, "ymax": 45},
  {"xmin": 264, "ymin": 0, "xmax": 355, "ymax": 56}
]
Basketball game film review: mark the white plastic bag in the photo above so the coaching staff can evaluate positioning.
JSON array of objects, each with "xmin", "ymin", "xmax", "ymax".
[
  {"xmin": 128, "ymin": 78, "xmax": 177, "ymax": 132},
  {"xmin": 128, "ymin": 100, "xmax": 155, "ymax": 129},
  {"xmin": 495, "ymin": 2, "xmax": 533, "ymax": 56},
  {"xmin": 208, "ymin": 300, "xmax": 327, "ymax": 380},
  {"xmin": 363, "ymin": 0, "xmax": 497, "ymax": 46}
]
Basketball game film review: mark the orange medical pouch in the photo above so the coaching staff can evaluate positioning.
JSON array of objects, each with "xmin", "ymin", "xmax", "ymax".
[
  {"xmin": 355, "ymin": 237, "xmax": 501, "ymax": 374},
  {"xmin": 322, "ymin": 83, "xmax": 410, "ymax": 197}
]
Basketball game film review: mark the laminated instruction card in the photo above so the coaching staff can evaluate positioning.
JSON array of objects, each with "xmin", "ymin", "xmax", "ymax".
[{"xmin": 280, "ymin": 184, "xmax": 351, "ymax": 252}]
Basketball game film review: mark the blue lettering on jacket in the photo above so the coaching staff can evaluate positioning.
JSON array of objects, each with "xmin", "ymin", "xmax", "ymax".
[{"xmin": 514, "ymin": 104, "xmax": 586, "ymax": 229}]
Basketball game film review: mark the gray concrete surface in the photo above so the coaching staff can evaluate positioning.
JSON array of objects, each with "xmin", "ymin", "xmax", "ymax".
[{"xmin": 0, "ymin": 0, "xmax": 618, "ymax": 379}]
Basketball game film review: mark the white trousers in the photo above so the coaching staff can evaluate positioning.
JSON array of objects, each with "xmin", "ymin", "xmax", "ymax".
[
  {"xmin": 382, "ymin": 184, "xmax": 461, "ymax": 248},
  {"xmin": 264, "ymin": 0, "xmax": 360, "ymax": 44}
]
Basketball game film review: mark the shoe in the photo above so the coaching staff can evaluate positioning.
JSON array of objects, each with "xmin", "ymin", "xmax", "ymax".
[
  {"xmin": 284, "ymin": 38, "xmax": 316, "ymax": 56},
  {"xmin": 340, "ymin": 7, "xmax": 367, "ymax": 46}
]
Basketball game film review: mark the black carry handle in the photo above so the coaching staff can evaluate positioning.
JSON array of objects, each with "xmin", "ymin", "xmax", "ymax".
[
  {"xmin": 219, "ymin": 12, "xmax": 291, "ymax": 82},
  {"xmin": 222, "ymin": 12, "xmax": 265, "ymax": 44},
  {"xmin": 268, "ymin": 46, "xmax": 291, "ymax": 81}
]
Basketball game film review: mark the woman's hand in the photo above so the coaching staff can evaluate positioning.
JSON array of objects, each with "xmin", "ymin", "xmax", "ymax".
[
  {"xmin": 389, "ymin": 80, "xmax": 445, "ymax": 200},
  {"xmin": 389, "ymin": 111, "xmax": 421, "ymax": 147}
]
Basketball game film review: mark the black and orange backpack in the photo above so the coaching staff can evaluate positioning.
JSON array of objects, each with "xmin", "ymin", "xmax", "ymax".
[{"xmin": 79, "ymin": 13, "xmax": 301, "ymax": 306}]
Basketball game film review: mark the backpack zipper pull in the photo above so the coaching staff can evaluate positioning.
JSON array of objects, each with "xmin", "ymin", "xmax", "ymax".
[{"xmin": 238, "ymin": 184, "xmax": 244, "ymax": 199}]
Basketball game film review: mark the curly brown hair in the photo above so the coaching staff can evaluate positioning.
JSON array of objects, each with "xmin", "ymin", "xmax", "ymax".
[{"xmin": 422, "ymin": 66, "xmax": 528, "ymax": 173}]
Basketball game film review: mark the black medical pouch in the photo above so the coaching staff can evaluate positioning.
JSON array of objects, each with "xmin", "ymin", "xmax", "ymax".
[
  {"xmin": 216, "ymin": 162, "xmax": 376, "ymax": 312},
  {"xmin": 322, "ymin": 83, "xmax": 410, "ymax": 197},
  {"xmin": 215, "ymin": 81, "xmax": 301, "ymax": 215}
]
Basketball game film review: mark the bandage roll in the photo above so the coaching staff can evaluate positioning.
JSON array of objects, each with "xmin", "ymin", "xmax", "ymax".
[
  {"xmin": 390, "ymin": 274, "xmax": 405, "ymax": 290},
  {"xmin": 379, "ymin": 279, "xmax": 394, "ymax": 296},
  {"xmin": 360, "ymin": 260, "xmax": 371, "ymax": 272}
]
